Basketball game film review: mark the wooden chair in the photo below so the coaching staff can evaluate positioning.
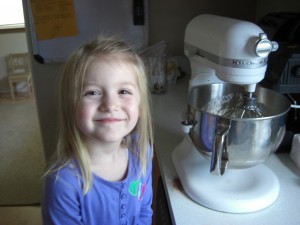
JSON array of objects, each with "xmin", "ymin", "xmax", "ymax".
[{"xmin": 6, "ymin": 53, "xmax": 33, "ymax": 100}]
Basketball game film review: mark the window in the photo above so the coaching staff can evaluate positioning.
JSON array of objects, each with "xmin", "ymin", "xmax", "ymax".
[{"xmin": 0, "ymin": 0, "xmax": 25, "ymax": 29}]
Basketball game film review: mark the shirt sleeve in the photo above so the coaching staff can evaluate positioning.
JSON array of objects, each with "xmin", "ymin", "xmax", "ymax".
[
  {"xmin": 41, "ymin": 169, "xmax": 84, "ymax": 225},
  {"xmin": 139, "ymin": 153, "xmax": 153, "ymax": 225}
]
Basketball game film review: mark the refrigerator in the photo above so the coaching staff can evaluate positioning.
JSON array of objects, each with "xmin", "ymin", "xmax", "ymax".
[
  {"xmin": 22, "ymin": 0, "xmax": 149, "ymax": 159},
  {"xmin": 25, "ymin": 0, "xmax": 149, "ymax": 63}
]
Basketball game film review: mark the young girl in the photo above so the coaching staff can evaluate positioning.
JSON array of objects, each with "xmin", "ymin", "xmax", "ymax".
[{"xmin": 42, "ymin": 37, "xmax": 154, "ymax": 225}]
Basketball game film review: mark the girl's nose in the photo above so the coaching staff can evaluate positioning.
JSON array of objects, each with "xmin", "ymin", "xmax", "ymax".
[{"xmin": 99, "ymin": 94, "xmax": 118, "ymax": 112}]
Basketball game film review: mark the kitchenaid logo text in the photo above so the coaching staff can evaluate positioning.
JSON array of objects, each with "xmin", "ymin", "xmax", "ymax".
[
  {"xmin": 232, "ymin": 58, "xmax": 268, "ymax": 68},
  {"xmin": 189, "ymin": 44, "xmax": 269, "ymax": 69}
]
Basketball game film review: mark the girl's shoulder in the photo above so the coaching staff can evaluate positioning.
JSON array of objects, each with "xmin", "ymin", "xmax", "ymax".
[
  {"xmin": 127, "ymin": 145, "xmax": 152, "ymax": 176},
  {"xmin": 44, "ymin": 160, "xmax": 83, "ymax": 193},
  {"xmin": 128, "ymin": 141, "xmax": 153, "ymax": 160}
]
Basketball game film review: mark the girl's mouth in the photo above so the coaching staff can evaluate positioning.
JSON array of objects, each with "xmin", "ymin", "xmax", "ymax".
[{"xmin": 96, "ymin": 118, "xmax": 124, "ymax": 123}]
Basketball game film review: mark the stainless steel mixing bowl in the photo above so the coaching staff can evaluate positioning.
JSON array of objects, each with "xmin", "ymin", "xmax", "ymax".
[{"xmin": 187, "ymin": 83, "xmax": 291, "ymax": 175}]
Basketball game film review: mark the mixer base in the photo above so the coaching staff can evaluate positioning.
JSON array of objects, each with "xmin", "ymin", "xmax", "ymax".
[{"xmin": 172, "ymin": 137, "xmax": 280, "ymax": 213}]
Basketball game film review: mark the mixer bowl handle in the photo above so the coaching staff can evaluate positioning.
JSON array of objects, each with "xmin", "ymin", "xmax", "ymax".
[
  {"xmin": 210, "ymin": 117, "xmax": 231, "ymax": 175},
  {"xmin": 187, "ymin": 116, "xmax": 231, "ymax": 175}
]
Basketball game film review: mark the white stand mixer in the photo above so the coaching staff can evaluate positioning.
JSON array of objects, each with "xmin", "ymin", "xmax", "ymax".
[{"xmin": 172, "ymin": 14, "xmax": 280, "ymax": 213}]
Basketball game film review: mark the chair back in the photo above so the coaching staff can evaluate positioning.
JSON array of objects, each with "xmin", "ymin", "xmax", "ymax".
[{"xmin": 6, "ymin": 53, "xmax": 31, "ymax": 75}]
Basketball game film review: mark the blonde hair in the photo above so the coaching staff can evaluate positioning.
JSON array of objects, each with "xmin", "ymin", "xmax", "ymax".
[{"xmin": 49, "ymin": 37, "xmax": 153, "ymax": 194}]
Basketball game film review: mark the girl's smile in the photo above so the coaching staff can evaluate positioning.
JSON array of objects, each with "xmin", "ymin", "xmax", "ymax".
[{"xmin": 95, "ymin": 117, "xmax": 126, "ymax": 123}]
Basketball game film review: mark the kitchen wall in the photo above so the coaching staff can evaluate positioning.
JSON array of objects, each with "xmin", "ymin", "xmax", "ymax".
[
  {"xmin": 18, "ymin": 0, "xmax": 300, "ymax": 160},
  {"xmin": 149, "ymin": 0, "xmax": 256, "ymax": 56}
]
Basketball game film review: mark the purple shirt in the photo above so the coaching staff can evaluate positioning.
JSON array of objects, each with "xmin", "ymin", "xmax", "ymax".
[{"xmin": 42, "ymin": 149, "xmax": 153, "ymax": 225}]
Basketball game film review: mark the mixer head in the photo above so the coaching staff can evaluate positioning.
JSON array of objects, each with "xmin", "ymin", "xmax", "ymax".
[{"xmin": 184, "ymin": 14, "xmax": 278, "ymax": 91}]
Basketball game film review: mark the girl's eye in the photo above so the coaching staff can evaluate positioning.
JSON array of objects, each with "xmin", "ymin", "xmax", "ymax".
[
  {"xmin": 119, "ymin": 89, "xmax": 131, "ymax": 95},
  {"xmin": 84, "ymin": 90, "xmax": 101, "ymax": 96}
]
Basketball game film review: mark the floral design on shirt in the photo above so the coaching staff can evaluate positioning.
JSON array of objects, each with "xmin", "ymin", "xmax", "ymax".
[{"xmin": 128, "ymin": 179, "xmax": 146, "ymax": 201}]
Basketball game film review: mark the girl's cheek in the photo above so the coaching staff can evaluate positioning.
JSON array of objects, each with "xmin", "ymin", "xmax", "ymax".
[{"xmin": 76, "ymin": 105, "xmax": 90, "ymax": 125}]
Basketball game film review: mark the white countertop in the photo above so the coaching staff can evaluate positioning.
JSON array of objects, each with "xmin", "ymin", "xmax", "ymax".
[{"xmin": 152, "ymin": 76, "xmax": 300, "ymax": 225}]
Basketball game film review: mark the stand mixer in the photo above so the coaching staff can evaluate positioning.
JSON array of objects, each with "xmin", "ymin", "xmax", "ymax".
[{"xmin": 172, "ymin": 14, "xmax": 291, "ymax": 213}]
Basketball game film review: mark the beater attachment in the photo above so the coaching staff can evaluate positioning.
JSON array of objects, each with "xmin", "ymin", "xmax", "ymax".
[
  {"xmin": 218, "ymin": 92, "xmax": 266, "ymax": 119},
  {"xmin": 203, "ymin": 91, "xmax": 268, "ymax": 119}
]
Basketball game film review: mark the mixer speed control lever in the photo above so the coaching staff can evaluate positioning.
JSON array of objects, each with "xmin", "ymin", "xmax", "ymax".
[{"xmin": 255, "ymin": 33, "xmax": 278, "ymax": 58}]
